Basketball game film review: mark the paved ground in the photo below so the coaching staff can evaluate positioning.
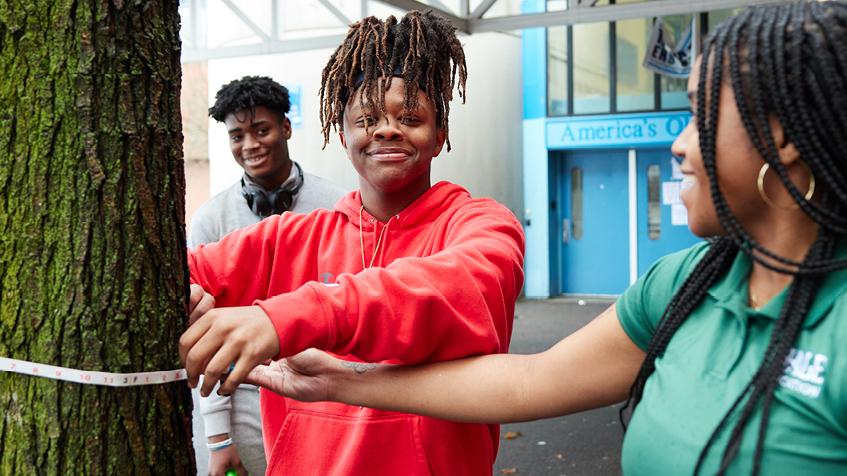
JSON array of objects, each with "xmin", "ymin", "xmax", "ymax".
[{"xmin": 493, "ymin": 298, "xmax": 624, "ymax": 476}]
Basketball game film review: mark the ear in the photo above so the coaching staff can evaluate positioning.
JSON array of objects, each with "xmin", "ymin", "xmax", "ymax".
[
  {"xmin": 768, "ymin": 116, "xmax": 800, "ymax": 166},
  {"xmin": 282, "ymin": 117, "xmax": 292, "ymax": 140},
  {"xmin": 433, "ymin": 128, "xmax": 447, "ymax": 157},
  {"xmin": 339, "ymin": 130, "xmax": 348, "ymax": 150}
]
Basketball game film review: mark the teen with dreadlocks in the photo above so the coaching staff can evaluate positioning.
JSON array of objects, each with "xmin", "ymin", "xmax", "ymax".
[
  {"xmin": 243, "ymin": 2, "xmax": 847, "ymax": 475},
  {"xmin": 180, "ymin": 11, "xmax": 524, "ymax": 476}
]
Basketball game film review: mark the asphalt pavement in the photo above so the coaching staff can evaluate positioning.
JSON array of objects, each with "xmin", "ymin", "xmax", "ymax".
[{"xmin": 493, "ymin": 298, "xmax": 623, "ymax": 476}]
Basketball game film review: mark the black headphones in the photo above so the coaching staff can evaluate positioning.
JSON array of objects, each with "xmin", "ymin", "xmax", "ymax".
[{"xmin": 241, "ymin": 162, "xmax": 304, "ymax": 218}]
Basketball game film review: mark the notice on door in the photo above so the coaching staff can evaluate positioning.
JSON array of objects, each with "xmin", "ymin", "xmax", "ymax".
[
  {"xmin": 671, "ymin": 203, "xmax": 688, "ymax": 226},
  {"xmin": 663, "ymin": 180, "xmax": 688, "ymax": 226},
  {"xmin": 662, "ymin": 181, "xmax": 681, "ymax": 205}
]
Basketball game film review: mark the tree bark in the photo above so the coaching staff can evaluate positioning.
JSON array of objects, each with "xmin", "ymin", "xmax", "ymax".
[{"xmin": 0, "ymin": 1, "xmax": 192, "ymax": 474}]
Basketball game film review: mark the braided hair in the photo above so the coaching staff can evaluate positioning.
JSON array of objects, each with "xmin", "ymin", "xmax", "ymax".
[
  {"xmin": 208, "ymin": 75, "xmax": 291, "ymax": 122},
  {"xmin": 318, "ymin": 10, "xmax": 467, "ymax": 151},
  {"xmin": 621, "ymin": 2, "xmax": 847, "ymax": 475}
]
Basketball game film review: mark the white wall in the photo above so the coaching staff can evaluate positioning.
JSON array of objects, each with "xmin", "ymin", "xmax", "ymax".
[
  {"xmin": 206, "ymin": 31, "xmax": 524, "ymax": 217},
  {"xmin": 432, "ymin": 32, "xmax": 524, "ymax": 218},
  {"xmin": 207, "ymin": 47, "xmax": 357, "ymax": 193}
]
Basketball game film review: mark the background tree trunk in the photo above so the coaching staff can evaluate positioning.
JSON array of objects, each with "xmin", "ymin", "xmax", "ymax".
[{"xmin": 0, "ymin": 0, "xmax": 192, "ymax": 474}]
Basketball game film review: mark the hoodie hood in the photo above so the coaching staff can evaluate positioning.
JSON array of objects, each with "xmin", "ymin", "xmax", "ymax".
[{"xmin": 335, "ymin": 181, "xmax": 471, "ymax": 230}]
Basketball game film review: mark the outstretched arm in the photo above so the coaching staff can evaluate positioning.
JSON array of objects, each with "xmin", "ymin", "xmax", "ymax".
[
  {"xmin": 182, "ymin": 201, "xmax": 525, "ymax": 395},
  {"xmin": 247, "ymin": 305, "xmax": 645, "ymax": 423}
]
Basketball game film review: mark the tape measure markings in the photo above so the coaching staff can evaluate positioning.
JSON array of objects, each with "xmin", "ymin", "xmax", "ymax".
[{"xmin": 0, "ymin": 357, "xmax": 187, "ymax": 387}]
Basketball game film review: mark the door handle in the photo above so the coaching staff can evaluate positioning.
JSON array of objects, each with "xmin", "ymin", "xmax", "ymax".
[{"xmin": 562, "ymin": 218, "xmax": 571, "ymax": 244}]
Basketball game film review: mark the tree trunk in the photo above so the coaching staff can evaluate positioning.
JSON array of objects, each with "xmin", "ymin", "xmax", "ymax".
[{"xmin": 0, "ymin": 0, "xmax": 192, "ymax": 474}]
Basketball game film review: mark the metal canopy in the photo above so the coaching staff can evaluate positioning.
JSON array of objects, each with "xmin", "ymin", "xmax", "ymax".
[{"xmin": 181, "ymin": 0, "xmax": 790, "ymax": 63}]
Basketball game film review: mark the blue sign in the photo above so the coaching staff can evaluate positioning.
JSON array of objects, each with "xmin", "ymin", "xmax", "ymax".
[
  {"xmin": 287, "ymin": 85, "xmax": 302, "ymax": 128},
  {"xmin": 546, "ymin": 111, "xmax": 690, "ymax": 149}
]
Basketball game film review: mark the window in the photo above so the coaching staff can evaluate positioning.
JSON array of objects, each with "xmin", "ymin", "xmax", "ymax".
[
  {"xmin": 571, "ymin": 167, "xmax": 584, "ymax": 240},
  {"xmin": 548, "ymin": 26, "xmax": 568, "ymax": 115},
  {"xmin": 616, "ymin": 17, "xmax": 654, "ymax": 111},
  {"xmin": 546, "ymin": 0, "xmax": 567, "ymax": 12},
  {"xmin": 546, "ymin": 9, "xmax": 742, "ymax": 117},
  {"xmin": 658, "ymin": 14, "xmax": 694, "ymax": 109},
  {"xmin": 573, "ymin": 21, "xmax": 611, "ymax": 114},
  {"xmin": 647, "ymin": 165, "xmax": 661, "ymax": 240},
  {"xmin": 707, "ymin": 8, "xmax": 744, "ymax": 32}
]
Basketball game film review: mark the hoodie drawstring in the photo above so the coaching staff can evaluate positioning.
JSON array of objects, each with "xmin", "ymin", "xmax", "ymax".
[{"xmin": 359, "ymin": 205, "xmax": 391, "ymax": 270}]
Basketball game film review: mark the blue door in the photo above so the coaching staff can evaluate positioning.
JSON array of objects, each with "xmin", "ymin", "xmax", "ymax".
[
  {"xmin": 553, "ymin": 150, "xmax": 629, "ymax": 295},
  {"xmin": 636, "ymin": 148, "xmax": 702, "ymax": 274}
]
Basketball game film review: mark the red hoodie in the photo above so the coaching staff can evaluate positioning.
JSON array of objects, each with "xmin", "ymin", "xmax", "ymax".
[{"xmin": 188, "ymin": 182, "xmax": 525, "ymax": 475}]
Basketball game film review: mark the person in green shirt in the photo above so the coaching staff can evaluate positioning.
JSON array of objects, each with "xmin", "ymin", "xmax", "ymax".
[{"xmin": 194, "ymin": 2, "xmax": 847, "ymax": 475}]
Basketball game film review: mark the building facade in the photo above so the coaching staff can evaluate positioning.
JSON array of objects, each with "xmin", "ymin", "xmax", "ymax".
[
  {"xmin": 522, "ymin": 0, "xmax": 740, "ymax": 297},
  {"xmin": 180, "ymin": 0, "xmax": 758, "ymax": 298}
]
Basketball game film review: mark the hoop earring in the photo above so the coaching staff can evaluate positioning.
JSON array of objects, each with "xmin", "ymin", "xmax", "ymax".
[{"xmin": 756, "ymin": 162, "xmax": 815, "ymax": 210}]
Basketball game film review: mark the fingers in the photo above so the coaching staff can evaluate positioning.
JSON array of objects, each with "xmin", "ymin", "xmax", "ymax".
[
  {"xmin": 219, "ymin": 354, "xmax": 254, "ymax": 396},
  {"xmin": 221, "ymin": 356, "xmax": 277, "ymax": 396},
  {"xmin": 199, "ymin": 340, "xmax": 242, "ymax": 397},
  {"xmin": 188, "ymin": 284, "xmax": 215, "ymax": 325},
  {"xmin": 244, "ymin": 361, "xmax": 289, "ymax": 396},
  {"xmin": 188, "ymin": 283, "xmax": 205, "ymax": 315},
  {"xmin": 188, "ymin": 283, "xmax": 203, "ymax": 309},
  {"xmin": 190, "ymin": 293, "xmax": 215, "ymax": 325},
  {"xmin": 179, "ymin": 306, "xmax": 281, "ymax": 393},
  {"xmin": 243, "ymin": 364, "xmax": 271, "ymax": 389},
  {"xmin": 179, "ymin": 314, "xmax": 214, "ymax": 388}
]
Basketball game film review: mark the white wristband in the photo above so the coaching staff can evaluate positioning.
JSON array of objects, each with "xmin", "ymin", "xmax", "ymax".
[{"xmin": 207, "ymin": 437, "xmax": 233, "ymax": 452}]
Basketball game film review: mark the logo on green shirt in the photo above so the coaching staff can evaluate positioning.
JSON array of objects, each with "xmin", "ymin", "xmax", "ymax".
[{"xmin": 780, "ymin": 348, "xmax": 827, "ymax": 399}]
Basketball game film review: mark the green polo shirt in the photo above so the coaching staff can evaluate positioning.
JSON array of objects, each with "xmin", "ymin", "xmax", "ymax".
[{"xmin": 617, "ymin": 240, "xmax": 847, "ymax": 475}]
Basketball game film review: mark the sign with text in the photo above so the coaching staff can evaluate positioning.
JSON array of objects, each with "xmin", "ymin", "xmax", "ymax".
[
  {"xmin": 546, "ymin": 112, "xmax": 691, "ymax": 149},
  {"xmin": 643, "ymin": 18, "xmax": 694, "ymax": 78},
  {"xmin": 287, "ymin": 85, "xmax": 302, "ymax": 128}
]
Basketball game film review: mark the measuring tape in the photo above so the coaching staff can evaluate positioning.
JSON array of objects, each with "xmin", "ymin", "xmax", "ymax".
[{"xmin": 0, "ymin": 357, "xmax": 186, "ymax": 387}]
